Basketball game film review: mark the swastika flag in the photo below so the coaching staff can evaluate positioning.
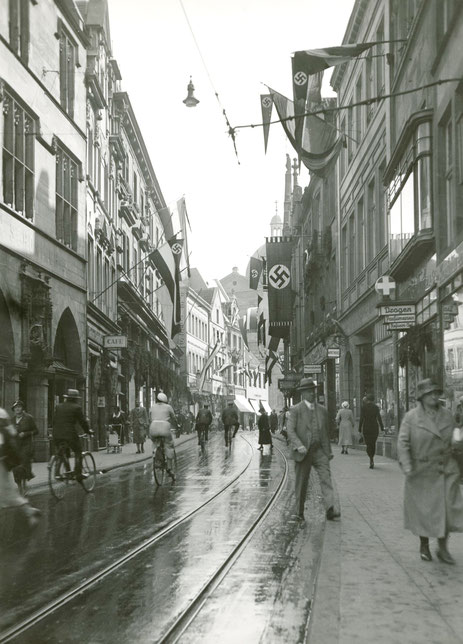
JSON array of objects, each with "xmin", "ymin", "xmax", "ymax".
[{"xmin": 265, "ymin": 236, "xmax": 293, "ymax": 339}]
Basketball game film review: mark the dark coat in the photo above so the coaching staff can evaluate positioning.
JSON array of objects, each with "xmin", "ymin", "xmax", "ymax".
[
  {"xmin": 269, "ymin": 411, "xmax": 278, "ymax": 432},
  {"xmin": 358, "ymin": 401, "xmax": 384, "ymax": 437},
  {"xmin": 14, "ymin": 412, "xmax": 38, "ymax": 452},
  {"xmin": 222, "ymin": 407, "xmax": 238, "ymax": 427},
  {"xmin": 257, "ymin": 413, "xmax": 272, "ymax": 445},
  {"xmin": 53, "ymin": 401, "xmax": 89, "ymax": 443},
  {"xmin": 196, "ymin": 409, "xmax": 213, "ymax": 426}
]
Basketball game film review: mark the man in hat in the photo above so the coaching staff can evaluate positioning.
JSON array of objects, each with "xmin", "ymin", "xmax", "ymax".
[
  {"xmin": 11, "ymin": 400, "xmax": 38, "ymax": 482},
  {"xmin": 53, "ymin": 389, "xmax": 91, "ymax": 481},
  {"xmin": 287, "ymin": 378, "xmax": 339, "ymax": 521},
  {"xmin": 221, "ymin": 402, "xmax": 239, "ymax": 447}
]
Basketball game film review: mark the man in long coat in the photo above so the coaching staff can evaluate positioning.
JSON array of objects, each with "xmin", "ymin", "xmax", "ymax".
[
  {"xmin": 11, "ymin": 400, "xmax": 38, "ymax": 481},
  {"xmin": 398, "ymin": 378, "xmax": 463, "ymax": 564},
  {"xmin": 287, "ymin": 378, "xmax": 339, "ymax": 521}
]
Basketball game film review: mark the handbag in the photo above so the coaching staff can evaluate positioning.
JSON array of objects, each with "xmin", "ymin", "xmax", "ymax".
[{"xmin": 358, "ymin": 432, "xmax": 364, "ymax": 445}]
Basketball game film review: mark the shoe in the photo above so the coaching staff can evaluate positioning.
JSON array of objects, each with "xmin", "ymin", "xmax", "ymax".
[
  {"xmin": 341, "ymin": 449, "xmax": 345, "ymax": 454},
  {"xmin": 258, "ymin": 446, "xmax": 263, "ymax": 451},
  {"xmin": 136, "ymin": 450, "xmax": 140, "ymax": 454},
  {"xmin": 436, "ymin": 548, "xmax": 455, "ymax": 565},
  {"xmin": 296, "ymin": 512, "xmax": 305, "ymax": 521},
  {"xmin": 369, "ymin": 461, "xmax": 374, "ymax": 469},
  {"xmin": 76, "ymin": 473, "xmax": 89, "ymax": 482},
  {"xmin": 420, "ymin": 544, "xmax": 432, "ymax": 561},
  {"xmin": 345, "ymin": 450, "xmax": 348, "ymax": 454},
  {"xmin": 326, "ymin": 506, "xmax": 341, "ymax": 520}
]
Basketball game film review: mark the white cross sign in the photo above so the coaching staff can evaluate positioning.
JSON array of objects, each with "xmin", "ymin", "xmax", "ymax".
[{"xmin": 375, "ymin": 275, "xmax": 396, "ymax": 296}]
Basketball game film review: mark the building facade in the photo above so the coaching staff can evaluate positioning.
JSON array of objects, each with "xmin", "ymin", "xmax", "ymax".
[{"xmin": 0, "ymin": 0, "xmax": 88, "ymax": 459}]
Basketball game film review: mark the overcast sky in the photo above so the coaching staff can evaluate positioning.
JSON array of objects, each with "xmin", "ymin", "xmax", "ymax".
[{"xmin": 108, "ymin": 0, "xmax": 355, "ymax": 283}]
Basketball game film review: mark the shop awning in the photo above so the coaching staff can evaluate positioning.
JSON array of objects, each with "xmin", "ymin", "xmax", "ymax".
[
  {"xmin": 261, "ymin": 400, "xmax": 272, "ymax": 414},
  {"xmin": 248, "ymin": 399, "xmax": 259, "ymax": 413},
  {"xmin": 234, "ymin": 395, "xmax": 255, "ymax": 413}
]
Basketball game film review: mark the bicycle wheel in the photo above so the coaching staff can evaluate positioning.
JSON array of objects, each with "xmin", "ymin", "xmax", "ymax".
[
  {"xmin": 153, "ymin": 447, "xmax": 165, "ymax": 486},
  {"xmin": 48, "ymin": 455, "xmax": 67, "ymax": 499},
  {"xmin": 80, "ymin": 453, "xmax": 97, "ymax": 492}
]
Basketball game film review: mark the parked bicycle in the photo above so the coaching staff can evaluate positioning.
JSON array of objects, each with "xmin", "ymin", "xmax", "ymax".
[
  {"xmin": 152, "ymin": 437, "xmax": 176, "ymax": 486},
  {"xmin": 48, "ymin": 433, "xmax": 96, "ymax": 499}
]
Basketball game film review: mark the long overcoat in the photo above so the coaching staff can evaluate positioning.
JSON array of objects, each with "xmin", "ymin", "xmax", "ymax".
[
  {"xmin": 130, "ymin": 406, "xmax": 149, "ymax": 443},
  {"xmin": 336, "ymin": 408, "xmax": 354, "ymax": 446},
  {"xmin": 397, "ymin": 404, "xmax": 463, "ymax": 538}
]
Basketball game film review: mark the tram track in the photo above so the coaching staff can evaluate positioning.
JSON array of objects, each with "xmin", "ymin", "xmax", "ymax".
[
  {"xmin": 0, "ymin": 435, "xmax": 259, "ymax": 644},
  {"xmin": 160, "ymin": 441, "xmax": 289, "ymax": 643}
]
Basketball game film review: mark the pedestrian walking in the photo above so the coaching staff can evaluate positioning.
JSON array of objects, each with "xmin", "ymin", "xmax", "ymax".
[
  {"xmin": 397, "ymin": 378, "xmax": 463, "ymax": 564},
  {"xmin": 336, "ymin": 401, "xmax": 354, "ymax": 454},
  {"xmin": 195, "ymin": 404, "xmax": 213, "ymax": 444},
  {"xmin": 221, "ymin": 402, "xmax": 239, "ymax": 447},
  {"xmin": 358, "ymin": 393, "xmax": 384, "ymax": 469},
  {"xmin": 269, "ymin": 409, "xmax": 278, "ymax": 434},
  {"xmin": 0, "ymin": 408, "xmax": 41, "ymax": 530},
  {"xmin": 279, "ymin": 406, "xmax": 289, "ymax": 443},
  {"xmin": 11, "ymin": 400, "xmax": 38, "ymax": 485},
  {"xmin": 287, "ymin": 378, "xmax": 339, "ymax": 521},
  {"xmin": 130, "ymin": 399, "xmax": 149, "ymax": 454},
  {"xmin": 257, "ymin": 407, "xmax": 273, "ymax": 451}
]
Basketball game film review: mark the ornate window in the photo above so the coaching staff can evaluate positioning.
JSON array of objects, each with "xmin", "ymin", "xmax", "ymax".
[
  {"xmin": 2, "ymin": 90, "xmax": 34, "ymax": 218},
  {"xmin": 55, "ymin": 145, "xmax": 78, "ymax": 250}
]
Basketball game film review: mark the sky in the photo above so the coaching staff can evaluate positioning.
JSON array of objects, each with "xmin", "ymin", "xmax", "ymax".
[{"xmin": 108, "ymin": 0, "xmax": 355, "ymax": 284}]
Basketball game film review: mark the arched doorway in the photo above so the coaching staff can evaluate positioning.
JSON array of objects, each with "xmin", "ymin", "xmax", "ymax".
[{"xmin": 50, "ymin": 308, "xmax": 83, "ymax": 425}]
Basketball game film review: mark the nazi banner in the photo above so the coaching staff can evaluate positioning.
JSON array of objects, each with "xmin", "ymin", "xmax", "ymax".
[{"xmin": 265, "ymin": 236, "xmax": 293, "ymax": 339}]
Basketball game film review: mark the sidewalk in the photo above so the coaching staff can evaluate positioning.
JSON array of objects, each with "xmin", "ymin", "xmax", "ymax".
[
  {"xmin": 25, "ymin": 433, "xmax": 196, "ymax": 493},
  {"xmin": 309, "ymin": 447, "xmax": 463, "ymax": 644}
]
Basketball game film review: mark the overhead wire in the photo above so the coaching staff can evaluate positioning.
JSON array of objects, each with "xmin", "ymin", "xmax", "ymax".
[{"xmin": 178, "ymin": 0, "xmax": 240, "ymax": 164}]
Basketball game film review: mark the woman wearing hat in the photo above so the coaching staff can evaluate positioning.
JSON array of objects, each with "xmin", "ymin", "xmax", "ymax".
[
  {"xmin": 336, "ymin": 401, "xmax": 354, "ymax": 454},
  {"xmin": 11, "ymin": 400, "xmax": 38, "ymax": 487},
  {"xmin": 398, "ymin": 378, "xmax": 463, "ymax": 564}
]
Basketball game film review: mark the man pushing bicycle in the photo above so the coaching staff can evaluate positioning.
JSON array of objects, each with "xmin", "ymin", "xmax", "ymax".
[{"xmin": 53, "ymin": 389, "xmax": 92, "ymax": 482}]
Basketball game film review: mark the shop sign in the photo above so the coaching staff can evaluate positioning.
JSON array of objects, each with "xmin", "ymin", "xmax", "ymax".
[
  {"xmin": 385, "ymin": 321, "xmax": 415, "ymax": 330},
  {"xmin": 379, "ymin": 304, "xmax": 415, "ymax": 316},
  {"xmin": 384, "ymin": 315, "xmax": 416, "ymax": 324},
  {"xmin": 304, "ymin": 364, "xmax": 322, "ymax": 374},
  {"xmin": 97, "ymin": 396, "xmax": 106, "ymax": 408},
  {"xmin": 103, "ymin": 335, "xmax": 127, "ymax": 349},
  {"xmin": 326, "ymin": 348, "xmax": 340, "ymax": 358}
]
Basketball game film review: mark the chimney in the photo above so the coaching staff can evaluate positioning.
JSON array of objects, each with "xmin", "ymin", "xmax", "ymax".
[{"xmin": 232, "ymin": 266, "xmax": 238, "ymax": 273}]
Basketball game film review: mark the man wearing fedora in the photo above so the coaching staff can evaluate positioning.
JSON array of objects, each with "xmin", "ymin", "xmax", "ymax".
[
  {"xmin": 53, "ymin": 389, "xmax": 91, "ymax": 482},
  {"xmin": 287, "ymin": 378, "xmax": 339, "ymax": 521},
  {"xmin": 398, "ymin": 378, "xmax": 463, "ymax": 564}
]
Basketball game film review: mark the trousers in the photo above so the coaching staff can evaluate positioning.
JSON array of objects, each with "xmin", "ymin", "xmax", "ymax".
[
  {"xmin": 364, "ymin": 432, "xmax": 378, "ymax": 459},
  {"xmin": 294, "ymin": 446, "xmax": 334, "ymax": 516}
]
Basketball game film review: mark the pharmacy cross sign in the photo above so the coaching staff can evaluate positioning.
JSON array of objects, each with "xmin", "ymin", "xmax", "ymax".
[{"xmin": 375, "ymin": 275, "xmax": 396, "ymax": 297}]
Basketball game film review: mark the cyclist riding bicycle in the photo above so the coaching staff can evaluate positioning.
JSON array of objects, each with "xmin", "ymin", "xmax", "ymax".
[
  {"xmin": 149, "ymin": 392, "xmax": 176, "ymax": 482},
  {"xmin": 52, "ymin": 389, "xmax": 93, "ymax": 482},
  {"xmin": 195, "ymin": 404, "xmax": 213, "ymax": 446}
]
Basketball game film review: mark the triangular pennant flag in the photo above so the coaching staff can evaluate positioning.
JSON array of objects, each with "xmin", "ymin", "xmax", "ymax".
[
  {"xmin": 260, "ymin": 94, "xmax": 273, "ymax": 154},
  {"xmin": 293, "ymin": 42, "xmax": 379, "ymax": 75}
]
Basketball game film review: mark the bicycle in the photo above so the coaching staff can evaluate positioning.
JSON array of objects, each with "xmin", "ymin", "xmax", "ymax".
[
  {"xmin": 48, "ymin": 434, "xmax": 97, "ymax": 499},
  {"xmin": 152, "ymin": 437, "xmax": 176, "ymax": 486},
  {"xmin": 197, "ymin": 425, "xmax": 207, "ymax": 455}
]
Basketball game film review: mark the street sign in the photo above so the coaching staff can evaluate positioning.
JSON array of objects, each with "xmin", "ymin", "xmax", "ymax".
[
  {"xmin": 327, "ymin": 348, "xmax": 340, "ymax": 358},
  {"xmin": 379, "ymin": 304, "xmax": 415, "ymax": 316},
  {"xmin": 103, "ymin": 335, "xmax": 127, "ymax": 349},
  {"xmin": 384, "ymin": 315, "xmax": 416, "ymax": 324},
  {"xmin": 304, "ymin": 364, "xmax": 322, "ymax": 374},
  {"xmin": 375, "ymin": 275, "xmax": 396, "ymax": 296}
]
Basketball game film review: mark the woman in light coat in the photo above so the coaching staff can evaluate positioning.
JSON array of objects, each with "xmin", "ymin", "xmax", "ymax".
[
  {"xmin": 336, "ymin": 401, "xmax": 354, "ymax": 454},
  {"xmin": 398, "ymin": 379, "xmax": 463, "ymax": 564}
]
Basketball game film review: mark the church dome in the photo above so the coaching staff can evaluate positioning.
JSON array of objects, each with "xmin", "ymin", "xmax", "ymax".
[{"xmin": 270, "ymin": 213, "xmax": 282, "ymax": 225}]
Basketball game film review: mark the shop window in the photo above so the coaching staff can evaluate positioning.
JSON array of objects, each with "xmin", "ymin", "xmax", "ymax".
[
  {"xmin": 443, "ymin": 286, "xmax": 463, "ymax": 417},
  {"xmin": 2, "ymin": 91, "xmax": 34, "ymax": 219},
  {"xmin": 55, "ymin": 146, "xmax": 78, "ymax": 251}
]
